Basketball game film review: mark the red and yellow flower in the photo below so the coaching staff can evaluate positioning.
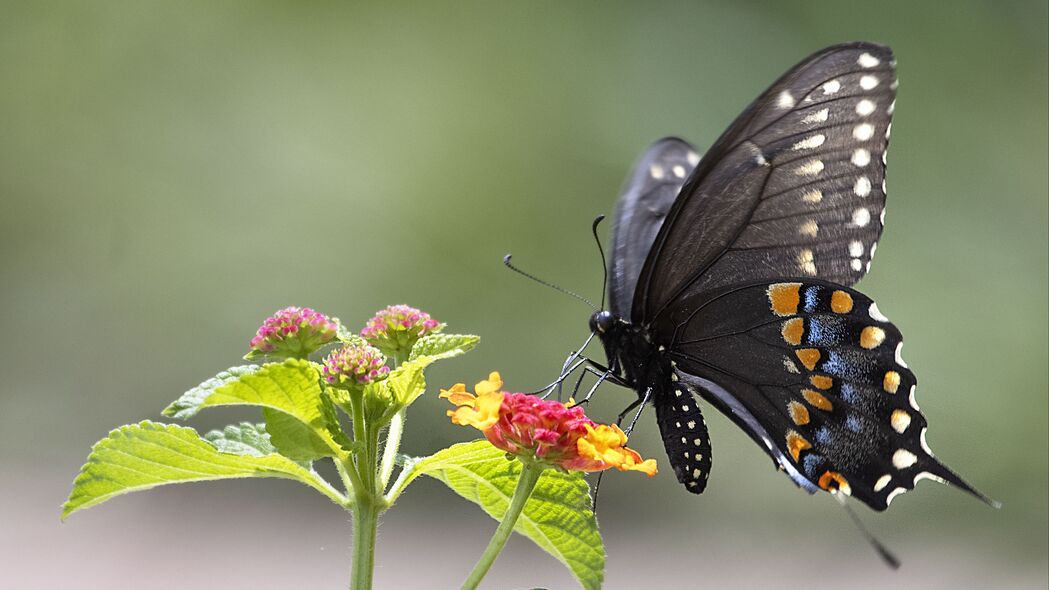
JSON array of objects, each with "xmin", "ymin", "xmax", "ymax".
[{"xmin": 441, "ymin": 372, "xmax": 657, "ymax": 476}]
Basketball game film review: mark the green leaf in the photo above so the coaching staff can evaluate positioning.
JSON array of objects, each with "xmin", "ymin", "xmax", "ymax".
[
  {"xmin": 163, "ymin": 365, "xmax": 262, "ymax": 419},
  {"xmin": 62, "ymin": 421, "xmax": 345, "ymax": 520},
  {"xmin": 408, "ymin": 333, "xmax": 479, "ymax": 362},
  {"xmin": 402, "ymin": 441, "xmax": 604, "ymax": 590},
  {"xmin": 204, "ymin": 422, "xmax": 276, "ymax": 456},
  {"xmin": 386, "ymin": 357, "xmax": 434, "ymax": 408},
  {"xmin": 163, "ymin": 359, "xmax": 348, "ymax": 457}
]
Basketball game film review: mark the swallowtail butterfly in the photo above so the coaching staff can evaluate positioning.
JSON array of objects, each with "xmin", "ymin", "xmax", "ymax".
[{"xmin": 587, "ymin": 42, "xmax": 994, "ymax": 511}]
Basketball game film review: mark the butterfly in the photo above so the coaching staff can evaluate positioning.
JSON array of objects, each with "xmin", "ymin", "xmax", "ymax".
[{"xmin": 585, "ymin": 41, "xmax": 995, "ymax": 511}]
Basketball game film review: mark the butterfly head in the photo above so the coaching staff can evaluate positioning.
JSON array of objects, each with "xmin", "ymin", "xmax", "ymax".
[{"xmin": 588, "ymin": 310, "xmax": 615, "ymax": 335}]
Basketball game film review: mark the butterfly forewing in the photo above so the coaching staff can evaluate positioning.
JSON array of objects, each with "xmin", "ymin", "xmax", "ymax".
[
  {"xmin": 608, "ymin": 137, "xmax": 700, "ymax": 318},
  {"xmin": 634, "ymin": 43, "xmax": 897, "ymax": 326},
  {"xmin": 653, "ymin": 280, "xmax": 986, "ymax": 510}
]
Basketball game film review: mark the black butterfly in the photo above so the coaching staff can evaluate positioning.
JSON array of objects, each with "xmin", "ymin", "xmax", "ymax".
[{"xmin": 586, "ymin": 42, "xmax": 994, "ymax": 511}]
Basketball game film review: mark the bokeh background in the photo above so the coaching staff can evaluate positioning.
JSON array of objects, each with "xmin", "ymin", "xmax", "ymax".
[{"xmin": 2, "ymin": 1, "xmax": 1046, "ymax": 588}]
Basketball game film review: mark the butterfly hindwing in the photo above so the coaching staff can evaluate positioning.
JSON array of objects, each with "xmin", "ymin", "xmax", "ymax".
[
  {"xmin": 654, "ymin": 377, "xmax": 712, "ymax": 494},
  {"xmin": 608, "ymin": 137, "xmax": 700, "ymax": 319},
  {"xmin": 652, "ymin": 280, "xmax": 988, "ymax": 510},
  {"xmin": 634, "ymin": 42, "xmax": 897, "ymax": 325}
]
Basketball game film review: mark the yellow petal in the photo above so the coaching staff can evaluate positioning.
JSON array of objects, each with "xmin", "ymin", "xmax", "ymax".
[{"xmin": 475, "ymin": 371, "xmax": 504, "ymax": 396}]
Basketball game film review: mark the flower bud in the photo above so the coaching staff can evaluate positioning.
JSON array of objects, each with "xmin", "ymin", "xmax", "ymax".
[
  {"xmin": 248, "ymin": 307, "xmax": 338, "ymax": 359},
  {"xmin": 360, "ymin": 304, "xmax": 442, "ymax": 357},
  {"xmin": 322, "ymin": 344, "xmax": 390, "ymax": 388}
]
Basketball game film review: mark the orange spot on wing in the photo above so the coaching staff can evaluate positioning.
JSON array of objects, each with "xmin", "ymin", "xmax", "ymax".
[
  {"xmin": 786, "ymin": 430, "xmax": 812, "ymax": 461},
  {"xmin": 831, "ymin": 290, "xmax": 854, "ymax": 314},
  {"xmin": 788, "ymin": 401, "xmax": 810, "ymax": 426},
  {"xmin": 818, "ymin": 471, "xmax": 851, "ymax": 495},
  {"xmin": 883, "ymin": 370, "xmax": 901, "ymax": 393},
  {"xmin": 809, "ymin": 375, "xmax": 833, "ymax": 390},
  {"xmin": 802, "ymin": 389, "xmax": 834, "ymax": 411},
  {"xmin": 860, "ymin": 326, "xmax": 886, "ymax": 349},
  {"xmin": 768, "ymin": 283, "xmax": 802, "ymax": 316},
  {"xmin": 781, "ymin": 318, "xmax": 804, "ymax": 345},
  {"xmin": 795, "ymin": 348, "xmax": 821, "ymax": 371}
]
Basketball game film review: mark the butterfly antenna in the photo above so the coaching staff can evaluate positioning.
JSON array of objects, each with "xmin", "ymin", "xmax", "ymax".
[
  {"xmin": 591, "ymin": 215, "xmax": 608, "ymax": 309},
  {"xmin": 503, "ymin": 254, "xmax": 596, "ymax": 309},
  {"xmin": 834, "ymin": 493, "xmax": 901, "ymax": 569}
]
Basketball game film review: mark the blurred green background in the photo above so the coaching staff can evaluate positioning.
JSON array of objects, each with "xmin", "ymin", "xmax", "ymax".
[{"xmin": 2, "ymin": 1, "xmax": 1046, "ymax": 588}]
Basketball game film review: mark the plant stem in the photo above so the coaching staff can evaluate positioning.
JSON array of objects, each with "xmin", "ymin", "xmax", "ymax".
[
  {"xmin": 350, "ymin": 496, "xmax": 379, "ymax": 590},
  {"xmin": 460, "ymin": 462, "xmax": 544, "ymax": 590},
  {"xmin": 378, "ymin": 410, "xmax": 405, "ymax": 489}
]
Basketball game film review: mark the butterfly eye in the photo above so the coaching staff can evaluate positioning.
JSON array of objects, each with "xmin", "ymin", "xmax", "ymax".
[{"xmin": 589, "ymin": 310, "xmax": 614, "ymax": 334}]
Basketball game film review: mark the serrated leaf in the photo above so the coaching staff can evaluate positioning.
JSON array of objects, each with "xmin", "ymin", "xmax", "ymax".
[
  {"xmin": 163, "ymin": 365, "xmax": 262, "ymax": 419},
  {"xmin": 204, "ymin": 422, "xmax": 276, "ymax": 456},
  {"xmin": 402, "ymin": 441, "xmax": 604, "ymax": 590},
  {"xmin": 387, "ymin": 357, "xmax": 434, "ymax": 407},
  {"xmin": 408, "ymin": 333, "xmax": 479, "ymax": 362},
  {"xmin": 164, "ymin": 359, "xmax": 348, "ymax": 458},
  {"xmin": 263, "ymin": 407, "xmax": 334, "ymax": 463},
  {"xmin": 63, "ymin": 421, "xmax": 344, "ymax": 519}
]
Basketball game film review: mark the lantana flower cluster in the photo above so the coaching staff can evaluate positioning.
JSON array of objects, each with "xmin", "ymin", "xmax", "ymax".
[
  {"xmin": 247, "ymin": 306, "xmax": 338, "ymax": 359},
  {"xmin": 442, "ymin": 373, "xmax": 657, "ymax": 476},
  {"xmin": 322, "ymin": 344, "xmax": 389, "ymax": 387},
  {"xmin": 361, "ymin": 304, "xmax": 442, "ymax": 357}
]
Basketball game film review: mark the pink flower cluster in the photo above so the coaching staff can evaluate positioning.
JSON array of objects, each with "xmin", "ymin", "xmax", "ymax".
[
  {"xmin": 322, "ymin": 344, "xmax": 390, "ymax": 387},
  {"xmin": 360, "ymin": 304, "xmax": 441, "ymax": 355},
  {"xmin": 248, "ymin": 307, "xmax": 338, "ymax": 357},
  {"xmin": 486, "ymin": 392, "xmax": 597, "ymax": 464}
]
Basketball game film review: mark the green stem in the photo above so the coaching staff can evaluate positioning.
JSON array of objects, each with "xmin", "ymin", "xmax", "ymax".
[
  {"xmin": 378, "ymin": 410, "xmax": 405, "ymax": 490},
  {"xmin": 460, "ymin": 462, "xmax": 544, "ymax": 590},
  {"xmin": 350, "ymin": 496, "xmax": 380, "ymax": 590}
]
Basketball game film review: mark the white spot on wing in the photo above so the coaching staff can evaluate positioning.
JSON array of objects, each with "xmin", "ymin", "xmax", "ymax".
[
  {"xmin": 822, "ymin": 80, "xmax": 841, "ymax": 95},
  {"xmin": 853, "ymin": 123, "xmax": 875, "ymax": 141},
  {"xmin": 891, "ymin": 410, "xmax": 911, "ymax": 434},
  {"xmin": 799, "ymin": 220, "xmax": 819, "ymax": 237},
  {"xmin": 854, "ymin": 176, "xmax": 872, "ymax": 196},
  {"xmin": 849, "ymin": 240, "xmax": 864, "ymax": 257},
  {"xmin": 858, "ymin": 52, "xmax": 881, "ymax": 68},
  {"xmin": 869, "ymin": 301, "xmax": 888, "ymax": 322},
  {"xmin": 895, "ymin": 342, "xmax": 909, "ymax": 368},
  {"xmin": 801, "ymin": 189, "xmax": 822, "ymax": 203},
  {"xmin": 672, "ymin": 164, "xmax": 686, "ymax": 178},
  {"xmin": 851, "ymin": 258, "xmax": 863, "ymax": 271},
  {"xmin": 874, "ymin": 474, "xmax": 892, "ymax": 492},
  {"xmin": 777, "ymin": 90, "xmax": 796, "ymax": 108},
  {"xmin": 914, "ymin": 472, "xmax": 947, "ymax": 486},
  {"xmin": 886, "ymin": 487, "xmax": 908, "ymax": 506},
  {"xmin": 860, "ymin": 74, "xmax": 879, "ymax": 90},
  {"xmin": 893, "ymin": 449, "xmax": 918, "ymax": 469},
  {"xmin": 687, "ymin": 151, "xmax": 700, "ymax": 166},
  {"xmin": 920, "ymin": 427, "xmax": 934, "ymax": 455},
  {"xmin": 856, "ymin": 99, "xmax": 876, "ymax": 116},
  {"xmin": 792, "ymin": 134, "xmax": 826, "ymax": 151},
  {"xmin": 797, "ymin": 249, "xmax": 817, "ymax": 275},
  {"xmin": 795, "ymin": 159, "xmax": 824, "ymax": 176},
  {"xmin": 783, "ymin": 357, "xmax": 800, "ymax": 374},
  {"xmin": 650, "ymin": 164, "xmax": 665, "ymax": 179},
  {"xmin": 909, "ymin": 384, "xmax": 920, "ymax": 411},
  {"xmin": 852, "ymin": 149, "xmax": 871, "ymax": 167},
  {"xmin": 852, "ymin": 207, "xmax": 871, "ymax": 227},
  {"xmin": 801, "ymin": 108, "xmax": 829, "ymax": 124}
]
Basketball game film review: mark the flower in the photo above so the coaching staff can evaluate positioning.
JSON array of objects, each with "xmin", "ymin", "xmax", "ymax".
[
  {"xmin": 360, "ymin": 304, "xmax": 442, "ymax": 357},
  {"xmin": 441, "ymin": 372, "xmax": 657, "ymax": 476},
  {"xmin": 322, "ymin": 344, "xmax": 390, "ymax": 387},
  {"xmin": 248, "ymin": 307, "xmax": 339, "ymax": 359}
]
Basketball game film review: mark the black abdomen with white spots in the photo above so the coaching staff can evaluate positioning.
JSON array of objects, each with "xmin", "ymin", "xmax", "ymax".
[{"xmin": 654, "ymin": 380, "xmax": 712, "ymax": 494}]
